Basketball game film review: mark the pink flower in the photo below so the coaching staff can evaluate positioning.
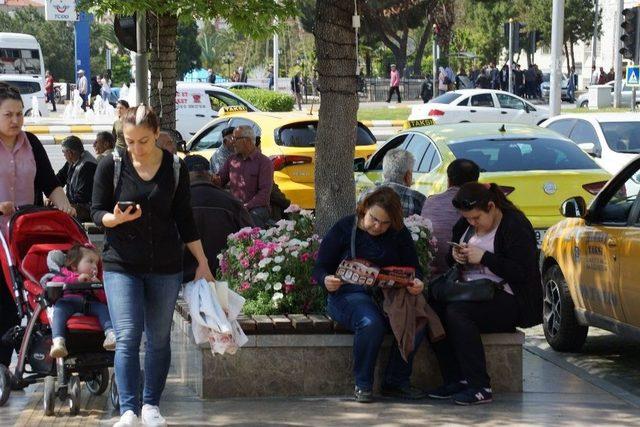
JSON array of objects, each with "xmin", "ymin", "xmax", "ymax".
[
  {"xmin": 284, "ymin": 284, "xmax": 295, "ymax": 294},
  {"xmin": 239, "ymin": 282, "xmax": 250, "ymax": 292},
  {"xmin": 300, "ymin": 253, "xmax": 310, "ymax": 262},
  {"xmin": 310, "ymin": 277, "xmax": 317, "ymax": 285},
  {"xmin": 241, "ymin": 259, "xmax": 250, "ymax": 268},
  {"xmin": 284, "ymin": 204, "xmax": 301, "ymax": 214}
]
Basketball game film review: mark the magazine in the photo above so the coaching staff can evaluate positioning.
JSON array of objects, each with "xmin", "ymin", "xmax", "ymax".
[{"xmin": 335, "ymin": 258, "xmax": 415, "ymax": 288}]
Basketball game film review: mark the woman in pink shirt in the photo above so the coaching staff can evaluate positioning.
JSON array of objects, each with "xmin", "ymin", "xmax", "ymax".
[{"xmin": 0, "ymin": 83, "xmax": 74, "ymax": 376}]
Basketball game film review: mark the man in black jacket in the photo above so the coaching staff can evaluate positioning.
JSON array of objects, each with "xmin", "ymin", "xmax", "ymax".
[
  {"xmin": 182, "ymin": 155, "xmax": 254, "ymax": 282},
  {"xmin": 56, "ymin": 135, "xmax": 97, "ymax": 222}
]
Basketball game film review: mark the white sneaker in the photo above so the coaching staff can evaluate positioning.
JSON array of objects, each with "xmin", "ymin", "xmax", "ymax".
[
  {"xmin": 141, "ymin": 404, "xmax": 167, "ymax": 427},
  {"xmin": 103, "ymin": 329, "xmax": 116, "ymax": 351},
  {"xmin": 114, "ymin": 410, "xmax": 139, "ymax": 427},
  {"xmin": 49, "ymin": 337, "xmax": 68, "ymax": 358}
]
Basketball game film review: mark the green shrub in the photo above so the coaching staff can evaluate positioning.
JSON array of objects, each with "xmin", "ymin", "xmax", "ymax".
[{"xmin": 231, "ymin": 88, "xmax": 294, "ymax": 112}]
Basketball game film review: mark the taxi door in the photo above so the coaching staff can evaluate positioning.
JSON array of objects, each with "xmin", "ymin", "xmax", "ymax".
[
  {"xmin": 575, "ymin": 172, "xmax": 640, "ymax": 322},
  {"xmin": 617, "ymin": 178, "xmax": 640, "ymax": 327}
]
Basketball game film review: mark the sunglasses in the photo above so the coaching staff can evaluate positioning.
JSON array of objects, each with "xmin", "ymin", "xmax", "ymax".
[{"xmin": 452, "ymin": 199, "xmax": 478, "ymax": 210}]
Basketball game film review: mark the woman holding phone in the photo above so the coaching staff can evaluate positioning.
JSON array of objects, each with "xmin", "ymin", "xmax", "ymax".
[
  {"xmin": 427, "ymin": 182, "xmax": 541, "ymax": 405},
  {"xmin": 91, "ymin": 105, "xmax": 213, "ymax": 427}
]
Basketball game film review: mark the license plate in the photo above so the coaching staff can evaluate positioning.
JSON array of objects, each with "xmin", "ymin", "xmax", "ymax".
[
  {"xmin": 535, "ymin": 229, "xmax": 546, "ymax": 247},
  {"xmin": 408, "ymin": 118, "xmax": 435, "ymax": 127}
]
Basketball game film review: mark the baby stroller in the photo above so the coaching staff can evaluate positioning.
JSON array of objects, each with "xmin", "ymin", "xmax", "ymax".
[{"xmin": 0, "ymin": 207, "xmax": 113, "ymax": 416}]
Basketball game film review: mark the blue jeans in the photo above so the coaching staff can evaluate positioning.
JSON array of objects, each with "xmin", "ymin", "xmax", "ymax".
[
  {"xmin": 327, "ymin": 291, "xmax": 425, "ymax": 391},
  {"xmin": 51, "ymin": 296, "xmax": 112, "ymax": 339},
  {"xmin": 104, "ymin": 271, "xmax": 182, "ymax": 415}
]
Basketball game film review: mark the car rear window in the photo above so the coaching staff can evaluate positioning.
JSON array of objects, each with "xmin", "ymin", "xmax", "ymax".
[
  {"xmin": 448, "ymin": 137, "xmax": 601, "ymax": 171},
  {"xmin": 600, "ymin": 121, "xmax": 640, "ymax": 153},
  {"xmin": 429, "ymin": 93, "xmax": 462, "ymax": 104},
  {"xmin": 3, "ymin": 80, "xmax": 40, "ymax": 94},
  {"xmin": 277, "ymin": 122, "xmax": 376, "ymax": 147}
]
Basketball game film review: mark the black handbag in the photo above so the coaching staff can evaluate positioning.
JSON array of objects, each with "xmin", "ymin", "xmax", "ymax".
[{"xmin": 429, "ymin": 227, "xmax": 505, "ymax": 303}]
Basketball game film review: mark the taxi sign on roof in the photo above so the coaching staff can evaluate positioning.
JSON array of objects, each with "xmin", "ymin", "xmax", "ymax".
[
  {"xmin": 219, "ymin": 105, "xmax": 248, "ymax": 115},
  {"xmin": 407, "ymin": 118, "xmax": 435, "ymax": 128}
]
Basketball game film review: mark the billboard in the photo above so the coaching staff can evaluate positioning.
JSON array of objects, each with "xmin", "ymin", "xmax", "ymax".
[{"xmin": 45, "ymin": 0, "xmax": 78, "ymax": 22}]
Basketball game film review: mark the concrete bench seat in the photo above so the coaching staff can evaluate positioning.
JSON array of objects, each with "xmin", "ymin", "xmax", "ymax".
[{"xmin": 171, "ymin": 303, "xmax": 524, "ymax": 399}]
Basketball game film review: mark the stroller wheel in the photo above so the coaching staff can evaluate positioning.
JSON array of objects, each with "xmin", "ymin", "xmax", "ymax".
[
  {"xmin": 68, "ymin": 375, "xmax": 81, "ymax": 416},
  {"xmin": 86, "ymin": 367, "xmax": 109, "ymax": 396},
  {"xmin": 109, "ymin": 372, "xmax": 119, "ymax": 411},
  {"xmin": 0, "ymin": 365, "xmax": 11, "ymax": 407},
  {"xmin": 43, "ymin": 376, "xmax": 56, "ymax": 416}
]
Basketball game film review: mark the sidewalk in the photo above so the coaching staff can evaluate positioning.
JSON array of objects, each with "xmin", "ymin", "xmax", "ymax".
[{"xmin": 8, "ymin": 341, "xmax": 640, "ymax": 426}]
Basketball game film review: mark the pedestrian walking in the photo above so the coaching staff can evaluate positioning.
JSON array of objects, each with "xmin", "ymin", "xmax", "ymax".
[
  {"xmin": 45, "ymin": 70, "xmax": 56, "ymax": 112},
  {"xmin": 291, "ymin": 71, "xmax": 303, "ymax": 110},
  {"xmin": 386, "ymin": 64, "xmax": 401, "ymax": 103},
  {"xmin": 77, "ymin": 69, "xmax": 89, "ymax": 112},
  {"xmin": 207, "ymin": 68, "xmax": 216, "ymax": 84},
  {"xmin": 567, "ymin": 66, "xmax": 576, "ymax": 103}
]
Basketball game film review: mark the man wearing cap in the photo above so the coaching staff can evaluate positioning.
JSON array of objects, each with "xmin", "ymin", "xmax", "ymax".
[
  {"xmin": 209, "ymin": 126, "xmax": 235, "ymax": 174},
  {"xmin": 56, "ymin": 135, "xmax": 97, "ymax": 221},
  {"xmin": 386, "ymin": 64, "xmax": 401, "ymax": 103},
  {"xmin": 214, "ymin": 125, "xmax": 274, "ymax": 228},
  {"xmin": 183, "ymin": 154, "xmax": 253, "ymax": 282},
  {"xmin": 77, "ymin": 70, "xmax": 89, "ymax": 111}
]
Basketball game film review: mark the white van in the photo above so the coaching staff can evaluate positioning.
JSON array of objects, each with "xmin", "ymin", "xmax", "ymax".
[
  {"xmin": 127, "ymin": 82, "xmax": 259, "ymax": 139},
  {"xmin": 0, "ymin": 74, "xmax": 48, "ymax": 117}
]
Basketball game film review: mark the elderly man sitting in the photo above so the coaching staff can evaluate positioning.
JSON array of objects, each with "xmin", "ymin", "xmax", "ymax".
[
  {"xmin": 183, "ymin": 155, "xmax": 253, "ymax": 282},
  {"xmin": 56, "ymin": 135, "xmax": 97, "ymax": 222},
  {"xmin": 358, "ymin": 148, "xmax": 426, "ymax": 217}
]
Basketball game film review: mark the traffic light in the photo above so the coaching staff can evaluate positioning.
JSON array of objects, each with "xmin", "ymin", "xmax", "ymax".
[
  {"xmin": 114, "ymin": 14, "xmax": 137, "ymax": 52},
  {"xmin": 620, "ymin": 7, "xmax": 640, "ymax": 62}
]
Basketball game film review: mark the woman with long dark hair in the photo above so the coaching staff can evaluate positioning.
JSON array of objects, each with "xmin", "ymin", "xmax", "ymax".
[{"xmin": 427, "ymin": 182, "xmax": 542, "ymax": 405}]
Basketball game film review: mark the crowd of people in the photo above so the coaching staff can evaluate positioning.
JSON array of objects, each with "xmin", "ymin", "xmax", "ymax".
[{"xmin": 0, "ymin": 76, "xmax": 542, "ymax": 424}]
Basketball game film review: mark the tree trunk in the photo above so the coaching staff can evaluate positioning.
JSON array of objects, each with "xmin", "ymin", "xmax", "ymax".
[
  {"xmin": 148, "ymin": 13, "xmax": 178, "ymax": 132},
  {"xmin": 563, "ymin": 41, "xmax": 570, "ymax": 75},
  {"xmin": 314, "ymin": 0, "xmax": 358, "ymax": 236},
  {"xmin": 412, "ymin": 26, "xmax": 431, "ymax": 77},
  {"xmin": 569, "ymin": 36, "xmax": 576, "ymax": 71}
]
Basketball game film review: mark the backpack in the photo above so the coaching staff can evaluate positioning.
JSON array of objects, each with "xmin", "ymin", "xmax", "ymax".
[{"xmin": 112, "ymin": 148, "xmax": 181, "ymax": 196}]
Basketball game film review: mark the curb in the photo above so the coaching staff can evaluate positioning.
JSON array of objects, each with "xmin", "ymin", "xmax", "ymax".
[
  {"xmin": 23, "ymin": 124, "xmax": 112, "ymax": 134},
  {"xmin": 37, "ymin": 134, "xmax": 98, "ymax": 145},
  {"xmin": 360, "ymin": 120, "xmax": 405, "ymax": 127}
]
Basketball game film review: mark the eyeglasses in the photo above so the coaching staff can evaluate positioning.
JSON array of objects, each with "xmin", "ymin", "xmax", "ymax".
[{"xmin": 452, "ymin": 199, "xmax": 478, "ymax": 210}]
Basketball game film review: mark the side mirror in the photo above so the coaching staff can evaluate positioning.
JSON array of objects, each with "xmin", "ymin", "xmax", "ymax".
[
  {"xmin": 560, "ymin": 196, "xmax": 587, "ymax": 218},
  {"xmin": 177, "ymin": 141, "xmax": 187, "ymax": 153},
  {"xmin": 353, "ymin": 158, "xmax": 366, "ymax": 173},
  {"xmin": 524, "ymin": 104, "xmax": 530, "ymax": 113},
  {"xmin": 577, "ymin": 142, "xmax": 597, "ymax": 157}
]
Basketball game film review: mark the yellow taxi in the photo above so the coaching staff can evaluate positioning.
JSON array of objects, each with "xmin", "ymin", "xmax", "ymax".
[
  {"xmin": 181, "ymin": 108, "xmax": 378, "ymax": 209},
  {"xmin": 539, "ymin": 156, "xmax": 640, "ymax": 351},
  {"xmin": 355, "ymin": 122, "xmax": 612, "ymax": 245}
]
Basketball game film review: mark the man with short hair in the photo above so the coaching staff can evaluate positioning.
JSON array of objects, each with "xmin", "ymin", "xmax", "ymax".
[
  {"xmin": 156, "ymin": 130, "xmax": 178, "ymax": 154},
  {"xmin": 93, "ymin": 131, "xmax": 115, "ymax": 162},
  {"xmin": 209, "ymin": 127, "xmax": 235, "ymax": 174},
  {"xmin": 45, "ymin": 70, "xmax": 56, "ymax": 112},
  {"xmin": 421, "ymin": 158, "xmax": 480, "ymax": 275},
  {"xmin": 358, "ymin": 148, "xmax": 425, "ymax": 217},
  {"xmin": 207, "ymin": 68, "xmax": 216, "ymax": 84},
  {"xmin": 56, "ymin": 135, "xmax": 97, "ymax": 221},
  {"xmin": 215, "ymin": 125, "xmax": 274, "ymax": 228},
  {"xmin": 183, "ymin": 155, "xmax": 253, "ymax": 282},
  {"xmin": 77, "ymin": 69, "xmax": 88, "ymax": 111}
]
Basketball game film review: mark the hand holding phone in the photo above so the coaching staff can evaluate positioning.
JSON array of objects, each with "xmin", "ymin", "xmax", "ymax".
[
  {"xmin": 447, "ymin": 241, "xmax": 465, "ymax": 249},
  {"xmin": 117, "ymin": 201, "xmax": 138, "ymax": 214}
]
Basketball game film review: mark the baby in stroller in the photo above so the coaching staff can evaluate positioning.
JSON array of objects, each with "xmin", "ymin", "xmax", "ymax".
[{"xmin": 46, "ymin": 244, "xmax": 115, "ymax": 358}]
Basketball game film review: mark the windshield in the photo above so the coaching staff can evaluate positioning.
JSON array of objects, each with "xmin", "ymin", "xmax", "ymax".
[
  {"xmin": 278, "ymin": 122, "xmax": 376, "ymax": 147},
  {"xmin": 429, "ymin": 93, "xmax": 462, "ymax": 104},
  {"xmin": 600, "ymin": 121, "xmax": 640, "ymax": 153},
  {"xmin": 3, "ymin": 80, "xmax": 41, "ymax": 94},
  {"xmin": 0, "ymin": 48, "xmax": 41, "ymax": 75},
  {"xmin": 448, "ymin": 137, "xmax": 601, "ymax": 171}
]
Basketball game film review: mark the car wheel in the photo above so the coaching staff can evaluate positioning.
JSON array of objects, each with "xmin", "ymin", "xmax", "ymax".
[
  {"xmin": 542, "ymin": 264, "xmax": 588, "ymax": 352},
  {"xmin": 580, "ymin": 101, "xmax": 588, "ymax": 108}
]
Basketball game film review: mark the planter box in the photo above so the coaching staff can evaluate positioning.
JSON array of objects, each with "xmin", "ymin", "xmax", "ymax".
[{"xmin": 171, "ymin": 304, "xmax": 524, "ymax": 399}]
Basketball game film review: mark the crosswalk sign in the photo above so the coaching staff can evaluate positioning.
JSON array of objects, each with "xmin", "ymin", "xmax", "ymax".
[{"xmin": 627, "ymin": 66, "xmax": 640, "ymax": 87}]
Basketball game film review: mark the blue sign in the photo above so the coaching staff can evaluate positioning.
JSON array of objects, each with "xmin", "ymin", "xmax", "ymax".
[
  {"xmin": 74, "ymin": 12, "xmax": 93, "ymax": 90},
  {"xmin": 626, "ymin": 66, "xmax": 640, "ymax": 87}
]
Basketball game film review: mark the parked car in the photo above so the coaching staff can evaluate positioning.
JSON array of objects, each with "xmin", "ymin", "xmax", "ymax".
[
  {"xmin": 0, "ymin": 74, "xmax": 48, "ymax": 116},
  {"xmin": 541, "ymin": 113, "xmax": 640, "ymax": 175},
  {"xmin": 214, "ymin": 82, "xmax": 261, "ymax": 90},
  {"xmin": 406, "ymin": 89, "xmax": 549, "ymax": 127},
  {"xmin": 356, "ymin": 122, "xmax": 611, "ymax": 245},
  {"xmin": 182, "ymin": 109, "xmax": 378, "ymax": 209},
  {"xmin": 539, "ymin": 156, "xmax": 640, "ymax": 351},
  {"xmin": 576, "ymin": 81, "xmax": 640, "ymax": 108},
  {"xmin": 540, "ymin": 72, "xmax": 570, "ymax": 101}
]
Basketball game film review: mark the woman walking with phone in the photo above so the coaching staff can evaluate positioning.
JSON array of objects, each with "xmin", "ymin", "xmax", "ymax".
[{"xmin": 91, "ymin": 105, "xmax": 214, "ymax": 427}]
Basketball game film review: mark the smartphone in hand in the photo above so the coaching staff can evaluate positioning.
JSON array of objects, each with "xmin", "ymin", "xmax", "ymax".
[
  {"xmin": 117, "ymin": 201, "xmax": 138, "ymax": 214},
  {"xmin": 447, "ymin": 241, "xmax": 465, "ymax": 249}
]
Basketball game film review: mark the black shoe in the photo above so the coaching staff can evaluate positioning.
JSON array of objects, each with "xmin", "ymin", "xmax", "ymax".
[
  {"xmin": 427, "ymin": 382, "xmax": 468, "ymax": 399},
  {"xmin": 380, "ymin": 383, "xmax": 426, "ymax": 400},
  {"xmin": 453, "ymin": 387, "xmax": 493, "ymax": 405},
  {"xmin": 354, "ymin": 386, "xmax": 373, "ymax": 403}
]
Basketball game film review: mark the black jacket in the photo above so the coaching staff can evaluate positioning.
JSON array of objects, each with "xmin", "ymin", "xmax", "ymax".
[
  {"xmin": 55, "ymin": 151, "xmax": 97, "ymax": 205},
  {"xmin": 448, "ymin": 209, "xmax": 542, "ymax": 328},
  {"xmin": 91, "ymin": 150, "xmax": 199, "ymax": 274},
  {"xmin": 183, "ymin": 182, "xmax": 254, "ymax": 282},
  {"xmin": 25, "ymin": 132, "xmax": 60, "ymax": 205}
]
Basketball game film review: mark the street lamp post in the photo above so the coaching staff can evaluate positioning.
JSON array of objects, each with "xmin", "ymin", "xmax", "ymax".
[{"xmin": 222, "ymin": 52, "xmax": 235, "ymax": 81}]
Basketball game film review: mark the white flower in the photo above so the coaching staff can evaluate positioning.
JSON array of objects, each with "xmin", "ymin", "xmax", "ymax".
[
  {"xmin": 258, "ymin": 257, "xmax": 272, "ymax": 268},
  {"xmin": 411, "ymin": 233, "xmax": 419, "ymax": 241},
  {"xmin": 272, "ymin": 292, "xmax": 284, "ymax": 301},
  {"xmin": 255, "ymin": 272, "xmax": 269, "ymax": 281},
  {"xmin": 285, "ymin": 275, "xmax": 295, "ymax": 285},
  {"xmin": 272, "ymin": 265, "xmax": 282, "ymax": 272},
  {"xmin": 299, "ymin": 241, "xmax": 309, "ymax": 248},
  {"xmin": 261, "ymin": 248, "xmax": 270, "ymax": 258},
  {"xmin": 291, "ymin": 251, "xmax": 299, "ymax": 258},
  {"xmin": 273, "ymin": 282, "xmax": 283, "ymax": 291},
  {"xmin": 274, "ymin": 255, "xmax": 285, "ymax": 264},
  {"xmin": 265, "ymin": 283, "xmax": 272, "ymax": 291},
  {"xmin": 275, "ymin": 246, "xmax": 283, "ymax": 253},
  {"xmin": 284, "ymin": 204, "xmax": 301, "ymax": 214}
]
